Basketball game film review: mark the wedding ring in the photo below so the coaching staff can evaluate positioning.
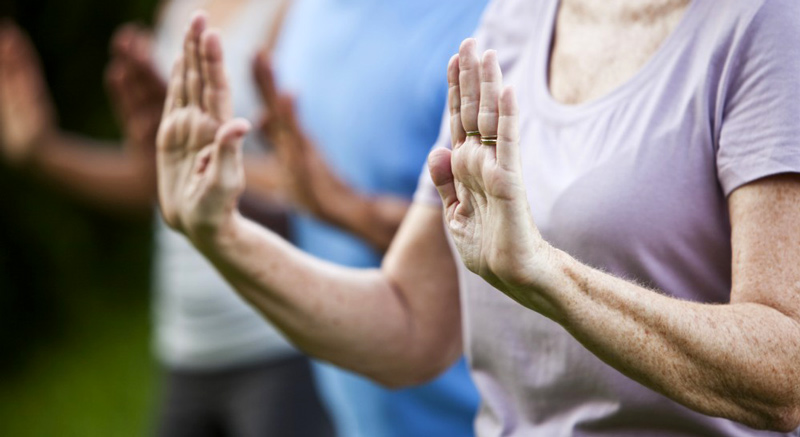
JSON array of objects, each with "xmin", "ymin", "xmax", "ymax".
[
  {"xmin": 175, "ymin": 97, "xmax": 185, "ymax": 108},
  {"xmin": 465, "ymin": 130, "xmax": 481, "ymax": 137},
  {"xmin": 481, "ymin": 135, "xmax": 498, "ymax": 145}
]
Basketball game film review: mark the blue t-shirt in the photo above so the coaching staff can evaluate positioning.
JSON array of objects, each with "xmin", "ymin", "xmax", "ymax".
[{"xmin": 273, "ymin": 1, "xmax": 488, "ymax": 436}]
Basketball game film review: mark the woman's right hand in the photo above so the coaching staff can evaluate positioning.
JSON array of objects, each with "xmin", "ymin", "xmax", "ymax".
[
  {"xmin": 0, "ymin": 22, "xmax": 57, "ymax": 167},
  {"xmin": 156, "ymin": 13, "xmax": 251, "ymax": 242}
]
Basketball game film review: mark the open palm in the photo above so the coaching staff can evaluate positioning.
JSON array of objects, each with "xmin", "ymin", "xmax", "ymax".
[
  {"xmin": 0, "ymin": 22, "xmax": 56, "ymax": 166},
  {"xmin": 106, "ymin": 24, "xmax": 166, "ymax": 157},
  {"xmin": 156, "ymin": 13, "xmax": 250, "ymax": 240},
  {"xmin": 428, "ymin": 39, "xmax": 550, "ymax": 298}
]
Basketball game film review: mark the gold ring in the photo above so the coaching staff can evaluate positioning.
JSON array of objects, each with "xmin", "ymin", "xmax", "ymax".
[
  {"xmin": 465, "ymin": 130, "xmax": 480, "ymax": 137},
  {"xmin": 481, "ymin": 135, "xmax": 498, "ymax": 145},
  {"xmin": 175, "ymin": 98, "xmax": 185, "ymax": 108}
]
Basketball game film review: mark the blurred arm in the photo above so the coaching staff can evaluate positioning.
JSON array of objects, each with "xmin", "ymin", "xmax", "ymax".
[
  {"xmin": 28, "ymin": 133, "xmax": 155, "ymax": 215},
  {"xmin": 253, "ymin": 56, "xmax": 409, "ymax": 252},
  {"xmin": 0, "ymin": 22, "xmax": 154, "ymax": 216}
]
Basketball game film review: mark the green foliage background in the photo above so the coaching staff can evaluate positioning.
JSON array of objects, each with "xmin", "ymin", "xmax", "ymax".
[{"xmin": 0, "ymin": 0, "xmax": 162, "ymax": 435}]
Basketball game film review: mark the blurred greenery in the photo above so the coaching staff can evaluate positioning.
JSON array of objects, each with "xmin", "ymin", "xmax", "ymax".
[{"xmin": 0, "ymin": 0, "xmax": 161, "ymax": 435}]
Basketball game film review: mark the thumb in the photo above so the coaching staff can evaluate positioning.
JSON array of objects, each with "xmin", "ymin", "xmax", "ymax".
[
  {"xmin": 428, "ymin": 147, "xmax": 458, "ymax": 210},
  {"xmin": 211, "ymin": 118, "xmax": 250, "ymax": 187}
]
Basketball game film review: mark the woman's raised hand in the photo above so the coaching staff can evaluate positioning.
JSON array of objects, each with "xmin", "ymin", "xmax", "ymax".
[
  {"xmin": 252, "ymin": 53, "xmax": 358, "ymax": 222},
  {"xmin": 428, "ymin": 39, "xmax": 553, "ymax": 302},
  {"xmin": 0, "ymin": 22, "xmax": 56, "ymax": 166},
  {"xmin": 106, "ymin": 24, "xmax": 166, "ymax": 156},
  {"xmin": 157, "ymin": 13, "xmax": 250, "ymax": 240}
]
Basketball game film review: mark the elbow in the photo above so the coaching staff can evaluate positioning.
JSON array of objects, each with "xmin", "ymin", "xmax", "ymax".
[
  {"xmin": 737, "ymin": 393, "xmax": 800, "ymax": 433},
  {"xmin": 367, "ymin": 343, "xmax": 458, "ymax": 390},
  {"xmin": 370, "ymin": 357, "xmax": 453, "ymax": 390},
  {"xmin": 761, "ymin": 404, "xmax": 800, "ymax": 433}
]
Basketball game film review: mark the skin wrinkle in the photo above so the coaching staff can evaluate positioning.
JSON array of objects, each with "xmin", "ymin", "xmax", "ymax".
[
  {"xmin": 155, "ymin": 4, "xmax": 800, "ymax": 432},
  {"xmin": 557, "ymin": 248, "xmax": 800, "ymax": 429}
]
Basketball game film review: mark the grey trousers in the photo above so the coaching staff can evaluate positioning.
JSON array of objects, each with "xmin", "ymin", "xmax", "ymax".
[{"xmin": 156, "ymin": 356, "xmax": 334, "ymax": 437}]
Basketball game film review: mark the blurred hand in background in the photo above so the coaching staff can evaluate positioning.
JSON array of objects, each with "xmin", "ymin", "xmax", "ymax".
[
  {"xmin": 105, "ymin": 24, "xmax": 165, "ymax": 162},
  {"xmin": 0, "ymin": 22, "xmax": 57, "ymax": 167},
  {"xmin": 0, "ymin": 20, "xmax": 164, "ymax": 215},
  {"xmin": 253, "ymin": 51, "xmax": 408, "ymax": 251}
]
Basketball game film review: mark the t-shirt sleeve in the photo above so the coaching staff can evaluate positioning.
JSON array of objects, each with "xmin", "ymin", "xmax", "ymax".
[{"xmin": 716, "ymin": 0, "xmax": 800, "ymax": 197}]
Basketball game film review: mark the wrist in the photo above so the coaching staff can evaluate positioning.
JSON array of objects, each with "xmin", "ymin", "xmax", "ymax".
[
  {"xmin": 190, "ymin": 210, "xmax": 246, "ymax": 255},
  {"xmin": 16, "ymin": 128, "xmax": 60, "ymax": 171},
  {"xmin": 501, "ymin": 243, "xmax": 572, "ymax": 323},
  {"xmin": 321, "ymin": 186, "xmax": 371, "ymax": 233}
]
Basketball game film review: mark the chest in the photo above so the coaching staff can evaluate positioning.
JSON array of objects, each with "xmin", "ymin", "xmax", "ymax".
[{"xmin": 548, "ymin": 0, "xmax": 691, "ymax": 105}]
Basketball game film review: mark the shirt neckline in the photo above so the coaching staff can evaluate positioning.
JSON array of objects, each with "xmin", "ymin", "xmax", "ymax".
[{"xmin": 533, "ymin": 0, "xmax": 702, "ymax": 122}]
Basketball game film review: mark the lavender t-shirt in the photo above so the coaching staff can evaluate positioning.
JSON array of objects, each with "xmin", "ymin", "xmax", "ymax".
[{"xmin": 415, "ymin": 0, "xmax": 800, "ymax": 435}]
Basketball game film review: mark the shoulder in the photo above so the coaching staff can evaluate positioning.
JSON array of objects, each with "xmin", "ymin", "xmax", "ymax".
[
  {"xmin": 719, "ymin": 0, "xmax": 800, "ymax": 84},
  {"xmin": 722, "ymin": 0, "xmax": 800, "ymax": 44},
  {"xmin": 749, "ymin": 0, "xmax": 800, "ymax": 27}
]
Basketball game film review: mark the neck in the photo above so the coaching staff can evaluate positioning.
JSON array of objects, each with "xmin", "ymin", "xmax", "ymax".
[{"xmin": 559, "ymin": 0, "xmax": 691, "ymax": 25}]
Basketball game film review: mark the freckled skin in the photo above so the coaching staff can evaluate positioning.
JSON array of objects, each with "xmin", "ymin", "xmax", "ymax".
[
  {"xmin": 550, "ymin": 0, "xmax": 690, "ymax": 105},
  {"xmin": 158, "ymin": 2, "xmax": 800, "ymax": 432}
]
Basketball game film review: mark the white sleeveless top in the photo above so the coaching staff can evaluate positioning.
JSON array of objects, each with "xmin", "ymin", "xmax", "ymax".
[{"xmin": 151, "ymin": 0, "xmax": 295, "ymax": 370}]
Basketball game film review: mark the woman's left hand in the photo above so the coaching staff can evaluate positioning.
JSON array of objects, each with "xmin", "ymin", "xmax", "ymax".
[{"xmin": 428, "ymin": 39, "xmax": 555, "ymax": 310}]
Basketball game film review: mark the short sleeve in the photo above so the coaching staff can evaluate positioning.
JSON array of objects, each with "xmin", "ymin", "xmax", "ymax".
[{"xmin": 717, "ymin": 0, "xmax": 800, "ymax": 196}]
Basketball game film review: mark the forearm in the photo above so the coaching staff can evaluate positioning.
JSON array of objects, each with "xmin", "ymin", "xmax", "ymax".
[
  {"xmin": 534, "ymin": 250, "xmax": 800, "ymax": 431},
  {"xmin": 30, "ymin": 132, "xmax": 155, "ymax": 215},
  {"xmin": 326, "ymin": 192, "xmax": 410, "ymax": 252},
  {"xmin": 193, "ymin": 212, "xmax": 449, "ymax": 386}
]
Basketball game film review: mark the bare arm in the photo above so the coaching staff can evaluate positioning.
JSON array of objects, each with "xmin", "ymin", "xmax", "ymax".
[
  {"xmin": 157, "ymin": 15, "xmax": 462, "ymax": 386},
  {"xmin": 201, "ymin": 203, "xmax": 461, "ymax": 386},
  {"xmin": 535, "ymin": 176, "xmax": 800, "ymax": 432},
  {"xmin": 0, "ymin": 23, "xmax": 157, "ymax": 215},
  {"xmin": 430, "ymin": 38, "xmax": 800, "ymax": 432},
  {"xmin": 29, "ymin": 134, "xmax": 155, "ymax": 215}
]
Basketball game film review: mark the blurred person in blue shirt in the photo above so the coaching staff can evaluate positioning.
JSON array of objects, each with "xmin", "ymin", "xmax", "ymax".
[{"xmin": 253, "ymin": 1, "xmax": 489, "ymax": 436}]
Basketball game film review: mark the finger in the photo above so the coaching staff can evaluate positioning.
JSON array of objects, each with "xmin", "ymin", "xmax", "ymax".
[
  {"xmin": 458, "ymin": 38, "xmax": 480, "ymax": 135},
  {"xmin": 109, "ymin": 23, "xmax": 138, "ymax": 58},
  {"xmin": 163, "ymin": 55, "xmax": 185, "ymax": 113},
  {"xmin": 125, "ymin": 34, "xmax": 167, "ymax": 102},
  {"xmin": 105, "ymin": 59, "xmax": 132, "ymax": 121},
  {"xmin": 129, "ymin": 28, "xmax": 154, "ymax": 64},
  {"xmin": 271, "ymin": 95, "xmax": 306, "ymax": 171},
  {"xmin": 259, "ymin": 111, "xmax": 280, "ymax": 141},
  {"xmin": 211, "ymin": 118, "xmax": 250, "ymax": 188},
  {"xmin": 131, "ymin": 58, "xmax": 167, "ymax": 104},
  {"xmin": 447, "ymin": 54, "xmax": 465, "ymax": 147},
  {"xmin": 428, "ymin": 148, "xmax": 459, "ymax": 211},
  {"xmin": 200, "ymin": 29, "xmax": 232, "ymax": 121},
  {"xmin": 478, "ymin": 50, "xmax": 502, "ymax": 139},
  {"xmin": 253, "ymin": 50, "xmax": 278, "ymax": 111},
  {"xmin": 183, "ymin": 12, "xmax": 206, "ymax": 107},
  {"xmin": 496, "ymin": 86, "xmax": 520, "ymax": 171},
  {"xmin": 275, "ymin": 94, "xmax": 307, "ymax": 153},
  {"xmin": 4, "ymin": 24, "xmax": 45, "ymax": 88},
  {"xmin": 124, "ymin": 63, "xmax": 155, "ymax": 115},
  {"xmin": 2, "ymin": 25, "xmax": 53, "ymax": 122}
]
